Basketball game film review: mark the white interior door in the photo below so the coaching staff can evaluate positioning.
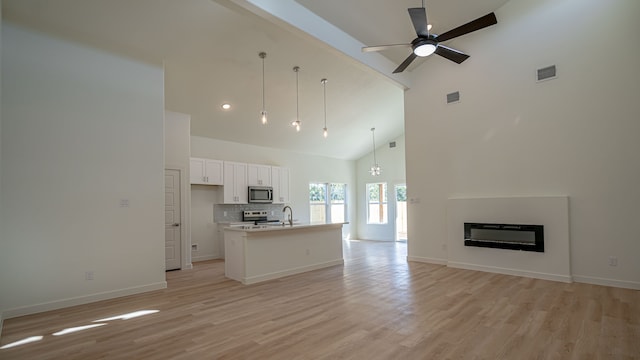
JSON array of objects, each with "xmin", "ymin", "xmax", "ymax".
[{"xmin": 165, "ymin": 169, "xmax": 182, "ymax": 270}]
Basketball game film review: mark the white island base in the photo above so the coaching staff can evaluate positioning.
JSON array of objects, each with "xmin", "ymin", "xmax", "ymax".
[{"xmin": 224, "ymin": 223, "xmax": 345, "ymax": 285}]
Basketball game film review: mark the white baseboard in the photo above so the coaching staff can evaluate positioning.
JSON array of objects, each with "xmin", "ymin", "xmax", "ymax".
[
  {"xmin": 1, "ymin": 281, "xmax": 167, "ymax": 321},
  {"xmin": 572, "ymin": 275, "xmax": 640, "ymax": 290},
  {"xmin": 192, "ymin": 254, "xmax": 219, "ymax": 262},
  {"xmin": 448, "ymin": 261, "xmax": 572, "ymax": 283},
  {"xmin": 243, "ymin": 259, "xmax": 344, "ymax": 285},
  {"xmin": 407, "ymin": 256, "xmax": 447, "ymax": 265}
]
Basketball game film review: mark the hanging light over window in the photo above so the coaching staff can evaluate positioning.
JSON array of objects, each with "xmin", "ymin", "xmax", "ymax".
[
  {"xmin": 369, "ymin": 127, "xmax": 381, "ymax": 176},
  {"xmin": 321, "ymin": 78, "xmax": 328, "ymax": 138},
  {"xmin": 291, "ymin": 66, "xmax": 301, "ymax": 132},
  {"xmin": 259, "ymin": 52, "xmax": 268, "ymax": 125}
]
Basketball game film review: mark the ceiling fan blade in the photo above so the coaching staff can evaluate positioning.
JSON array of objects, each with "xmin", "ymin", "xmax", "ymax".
[
  {"xmin": 393, "ymin": 53, "xmax": 418, "ymax": 73},
  {"xmin": 435, "ymin": 45, "xmax": 470, "ymax": 64},
  {"xmin": 436, "ymin": 13, "xmax": 497, "ymax": 42},
  {"xmin": 362, "ymin": 44, "xmax": 411, "ymax": 53},
  {"xmin": 408, "ymin": 7, "xmax": 429, "ymax": 37}
]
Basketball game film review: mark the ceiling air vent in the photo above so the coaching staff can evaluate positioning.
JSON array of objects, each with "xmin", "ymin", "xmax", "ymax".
[
  {"xmin": 446, "ymin": 91, "xmax": 460, "ymax": 104},
  {"xmin": 389, "ymin": 141, "xmax": 396, "ymax": 148},
  {"xmin": 536, "ymin": 65, "xmax": 557, "ymax": 82}
]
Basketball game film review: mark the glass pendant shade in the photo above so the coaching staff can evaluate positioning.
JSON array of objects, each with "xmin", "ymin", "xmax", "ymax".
[{"xmin": 260, "ymin": 110, "xmax": 268, "ymax": 125}]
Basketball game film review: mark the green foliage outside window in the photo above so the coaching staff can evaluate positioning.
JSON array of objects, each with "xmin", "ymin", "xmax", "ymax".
[
  {"xmin": 396, "ymin": 186, "xmax": 407, "ymax": 201},
  {"xmin": 309, "ymin": 183, "xmax": 326, "ymax": 202}
]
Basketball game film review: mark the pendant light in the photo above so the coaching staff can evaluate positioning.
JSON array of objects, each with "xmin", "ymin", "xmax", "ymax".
[
  {"xmin": 321, "ymin": 78, "xmax": 328, "ymax": 138},
  {"xmin": 291, "ymin": 66, "xmax": 301, "ymax": 132},
  {"xmin": 259, "ymin": 52, "xmax": 268, "ymax": 125},
  {"xmin": 369, "ymin": 127, "xmax": 381, "ymax": 176}
]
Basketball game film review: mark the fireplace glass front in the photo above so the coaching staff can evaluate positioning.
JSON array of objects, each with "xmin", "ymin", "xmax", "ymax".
[{"xmin": 464, "ymin": 223, "xmax": 544, "ymax": 252}]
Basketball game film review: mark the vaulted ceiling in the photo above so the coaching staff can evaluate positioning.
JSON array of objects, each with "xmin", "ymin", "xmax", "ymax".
[{"xmin": 2, "ymin": 0, "xmax": 509, "ymax": 160}]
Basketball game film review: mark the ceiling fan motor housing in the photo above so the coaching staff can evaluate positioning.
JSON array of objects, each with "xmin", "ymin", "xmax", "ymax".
[{"xmin": 412, "ymin": 36, "xmax": 438, "ymax": 57}]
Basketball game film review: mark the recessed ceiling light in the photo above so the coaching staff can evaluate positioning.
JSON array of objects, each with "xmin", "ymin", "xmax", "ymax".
[{"xmin": 221, "ymin": 103, "xmax": 231, "ymax": 110}]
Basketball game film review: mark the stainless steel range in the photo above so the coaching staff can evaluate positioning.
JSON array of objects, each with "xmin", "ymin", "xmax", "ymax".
[{"xmin": 242, "ymin": 210, "xmax": 281, "ymax": 225}]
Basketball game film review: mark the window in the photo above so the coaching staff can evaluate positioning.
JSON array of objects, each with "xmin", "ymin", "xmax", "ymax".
[
  {"xmin": 367, "ymin": 182, "xmax": 387, "ymax": 224},
  {"xmin": 309, "ymin": 183, "xmax": 327, "ymax": 224},
  {"xmin": 309, "ymin": 183, "xmax": 347, "ymax": 224},
  {"xmin": 329, "ymin": 183, "xmax": 346, "ymax": 223}
]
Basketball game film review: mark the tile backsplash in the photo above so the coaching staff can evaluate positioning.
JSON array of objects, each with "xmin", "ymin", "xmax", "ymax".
[{"xmin": 214, "ymin": 203, "xmax": 288, "ymax": 223}]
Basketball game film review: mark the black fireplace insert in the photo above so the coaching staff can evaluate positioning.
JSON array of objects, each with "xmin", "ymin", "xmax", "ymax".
[{"xmin": 464, "ymin": 222, "xmax": 544, "ymax": 252}]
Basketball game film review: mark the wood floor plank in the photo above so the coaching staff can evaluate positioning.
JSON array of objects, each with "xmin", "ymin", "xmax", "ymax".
[{"xmin": 1, "ymin": 240, "xmax": 638, "ymax": 359}]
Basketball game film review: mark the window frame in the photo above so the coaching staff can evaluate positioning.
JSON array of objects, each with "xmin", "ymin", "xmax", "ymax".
[
  {"xmin": 309, "ymin": 182, "xmax": 347, "ymax": 224},
  {"xmin": 366, "ymin": 182, "xmax": 388, "ymax": 225}
]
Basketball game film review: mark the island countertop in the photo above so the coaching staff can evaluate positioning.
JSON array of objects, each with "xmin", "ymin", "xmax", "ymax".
[{"xmin": 224, "ymin": 222, "xmax": 348, "ymax": 233}]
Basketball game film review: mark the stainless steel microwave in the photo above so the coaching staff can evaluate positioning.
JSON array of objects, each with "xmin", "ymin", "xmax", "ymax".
[{"xmin": 248, "ymin": 186, "xmax": 273, "ymax": 203}]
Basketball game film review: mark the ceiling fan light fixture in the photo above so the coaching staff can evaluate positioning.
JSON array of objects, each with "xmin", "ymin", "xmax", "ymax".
[{"xmin": 413, "ymin": 38, "xmax": 437, "ymax": 57}]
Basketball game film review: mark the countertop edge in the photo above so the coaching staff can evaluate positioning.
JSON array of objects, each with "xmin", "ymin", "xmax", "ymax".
[{"xmin": 224, "ymin": 222, "xmax": 348, "ymax": 233}]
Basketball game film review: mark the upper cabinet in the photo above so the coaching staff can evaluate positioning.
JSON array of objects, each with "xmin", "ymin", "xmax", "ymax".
[
  {"xmin": 190, "ymin": 158, "xmax": 223, "ymax": 185},
  {"xmin": 247, "ymin": 164, "xmax": 272, "ymax": 187},
  {"xmin": 223, "ymin": 161, "xmax": 248, "ymax": 204},
  {"xmin": 272, "ymin": 166, "xmax": 290, "ymax": 204}
]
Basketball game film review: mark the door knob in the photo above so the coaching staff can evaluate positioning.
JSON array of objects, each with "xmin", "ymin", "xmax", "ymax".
[{"xmin": 172, "ymin": 223, "xmax": 180, "ymax": 227}]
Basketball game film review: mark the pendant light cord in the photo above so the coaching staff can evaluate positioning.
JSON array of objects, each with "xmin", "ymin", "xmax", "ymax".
[
  {"xmin": 261, "ymin": 54, "xmax": 266, "ymax": 110},
  {"xmin": 295, "ymin": 68, "xmax": 300, "ymax": 121},
  {"xmin": 322, "ymin": 79, "xmax": 327, "ymax": 128},
  {"xmin": 371, "ymin": 128, "xmax": 377, "ymax": 164}
]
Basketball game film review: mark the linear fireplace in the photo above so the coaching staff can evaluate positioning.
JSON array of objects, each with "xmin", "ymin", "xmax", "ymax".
[{"xmin": 464, "ymin": 223, "xmax": 544, "ymax": 252}]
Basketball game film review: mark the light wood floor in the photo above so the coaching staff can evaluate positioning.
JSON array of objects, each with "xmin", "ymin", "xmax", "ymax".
[{"xmin": 1, "ymin": 240, "xmax": 638, "ymax": 359}]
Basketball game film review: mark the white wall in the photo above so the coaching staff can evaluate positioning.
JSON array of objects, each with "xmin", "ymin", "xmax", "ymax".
[
  {"xmin": 0, "ymin": 1, "xmax": 4, "ymax": 333},
  {"xmin": 189, "ymin": 135, "xmax": 357, "ymax": 246},
  {"xmin": 356, "ymin": 134, "xmax": 406, "ymax": 241},
  {"xmin": 0, "ymin": 23, "xmax": 166, "ymax": 319},
  {"xmin": 405, "ymin": 0, "xmax": 640, "ymax": 289},
  {"xmin": 190, "ymin": 184, "xmax": 222, "ymax": 261},
  {"xmin": 164, "ymin": 110, "xmax": 192, "ymax": 269}
]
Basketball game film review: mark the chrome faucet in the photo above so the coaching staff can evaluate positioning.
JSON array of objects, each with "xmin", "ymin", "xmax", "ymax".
[{"xmin": 282, "ymin": 206, "xmax": 293, "ymax": 226}]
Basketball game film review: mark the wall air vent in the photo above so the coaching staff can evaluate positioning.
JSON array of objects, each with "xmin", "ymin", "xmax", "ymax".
[
  {"xmin": 446, "ymin": 91, "xmax": 460, "ymax": 104},
  {"xmin": 389, "ymin": 141, "xmax": 396, "ymax": 148},
  {"xmin": 536, "ymin": 65, "xmax": 557, "ymax": 82}
]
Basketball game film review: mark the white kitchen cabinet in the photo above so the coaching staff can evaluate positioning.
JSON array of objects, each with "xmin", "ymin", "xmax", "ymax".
[
  {"xmin": 247, "ymin": 164, "xmax": 272, "ymax": 186},
  {"xmin": 223, "ymin": 161, "xmax": 248, "ymax": 204},
  {"xmin": 271, "ymin": 166, "xmax": 290, "ymax": 204},
  {"xmin": 190, "ymin": 158, "xmax": 223, "ymax": 185}
]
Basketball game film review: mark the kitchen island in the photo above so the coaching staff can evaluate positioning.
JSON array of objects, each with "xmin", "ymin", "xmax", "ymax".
[{"xmin": 224, "ymin": 223, "xmax": 345, "ymax": 284}]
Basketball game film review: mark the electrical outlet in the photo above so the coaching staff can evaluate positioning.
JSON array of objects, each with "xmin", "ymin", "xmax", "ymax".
[
  {"xmin": 608, "ymin": 256, "xmax": 618, "ymax": 267},
  {"xmin": 223, "ymin": 211, "xmax": 227, "ymax": 217},
  {"xmin": 192, "ymin": 244, "xmax": 198, "ymax": 252},
  {"xmin": 305, "ymin": 249, "xmax": 310, "ymax": 256},
  {"xmin": 85, "ymin": 271, "xmax": 94, "ymax": 280},
  {"xmin": 441, "ymin": 244, "xmax": 447, "ymax": 251}
]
